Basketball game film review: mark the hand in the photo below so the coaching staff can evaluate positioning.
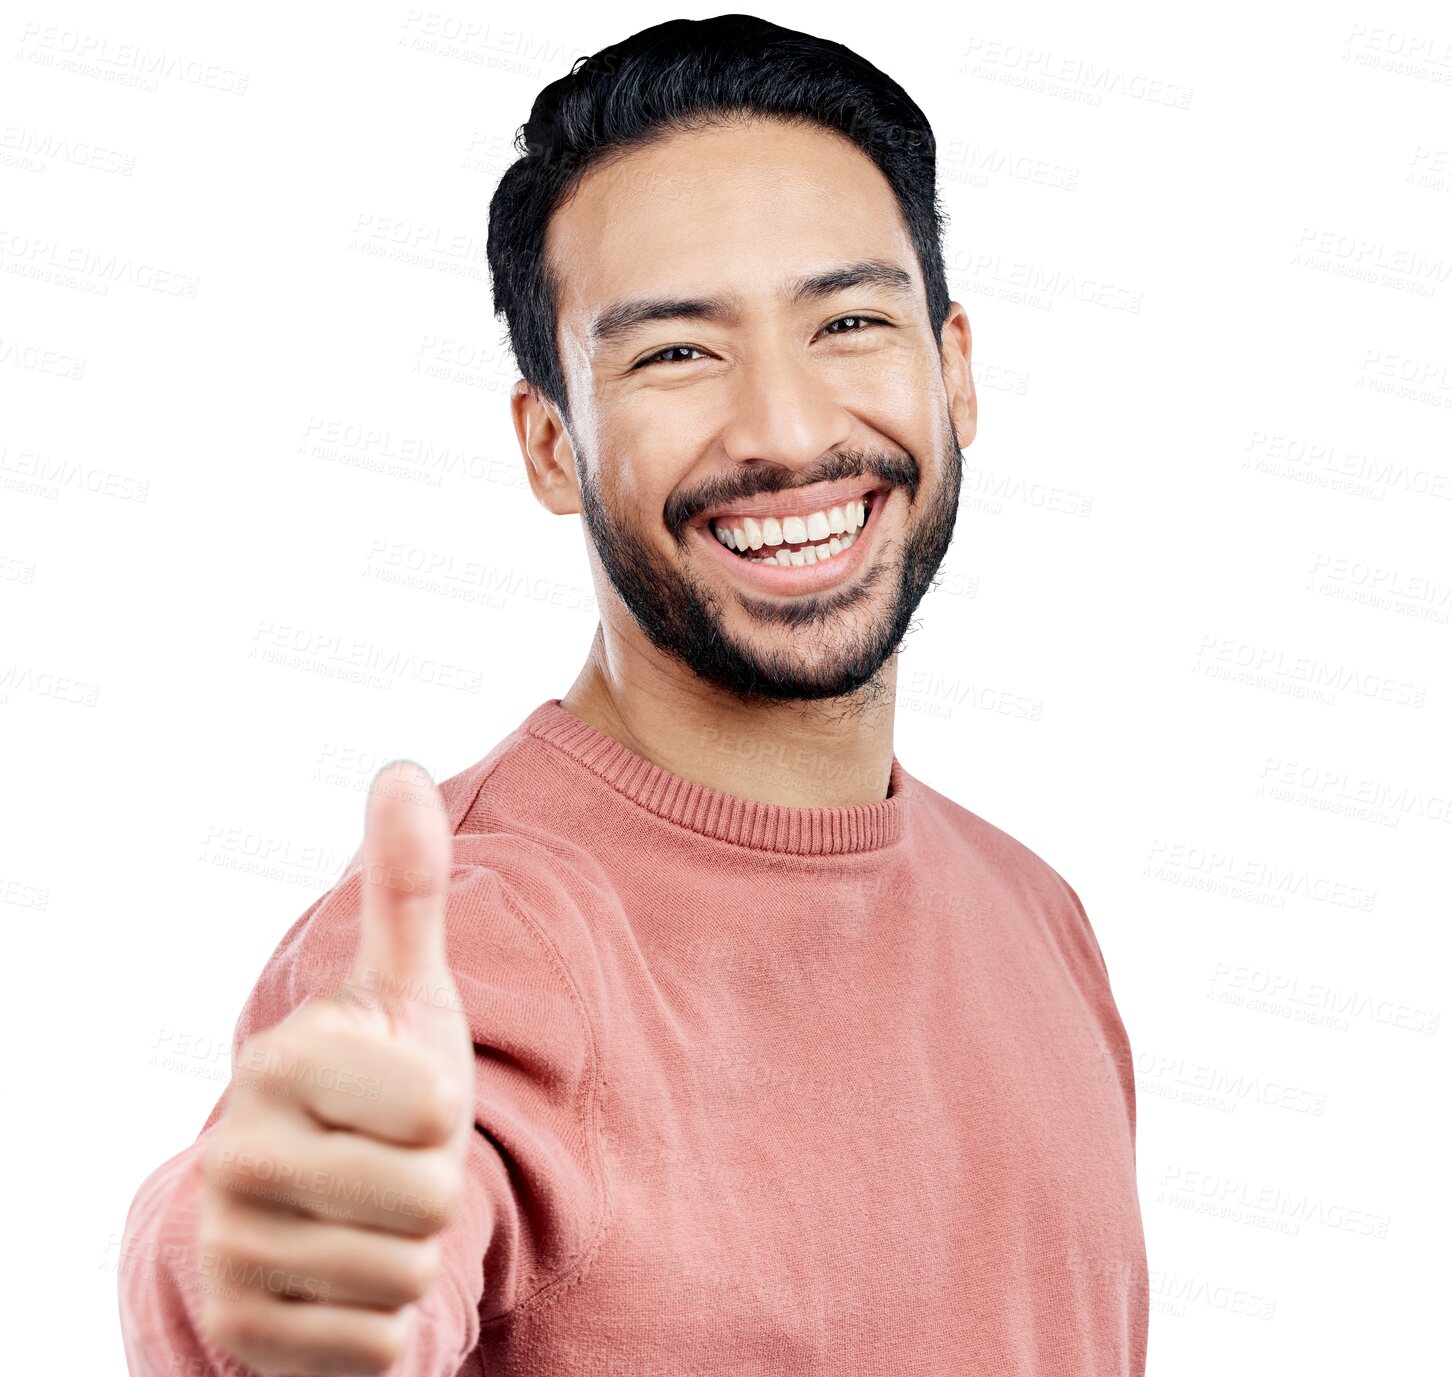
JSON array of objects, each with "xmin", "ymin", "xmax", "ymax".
[{"xmin": 197, "ymin": 761, "xmax": 475, "ymax": 1375}]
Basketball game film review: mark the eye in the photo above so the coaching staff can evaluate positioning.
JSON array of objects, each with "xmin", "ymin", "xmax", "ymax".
[
  {"xmin": 634, "ymin": 344, "xmax": 710, "ymax": 370},
  {"xmin": 821, "ymin": 314, "xmax": 888, "ymax": 337},
  {"xmin": 632, "ymin": 315, "xmax": 891, "ymax": 370}
]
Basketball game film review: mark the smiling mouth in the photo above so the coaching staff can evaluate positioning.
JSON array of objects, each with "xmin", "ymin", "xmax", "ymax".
[{"xmin": 705, "ymin": 489, "xmax": 879, "ymax": 568}]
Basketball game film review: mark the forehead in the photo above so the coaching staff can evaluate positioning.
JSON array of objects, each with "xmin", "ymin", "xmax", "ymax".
[{"xmin": 545, "ymin": 119, "xmax": 918, "ymax": 341}]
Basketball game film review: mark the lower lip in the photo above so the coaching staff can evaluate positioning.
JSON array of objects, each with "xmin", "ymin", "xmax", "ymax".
[{"xmin": 693, "ymin": 491, "xmax": 886, "ymax": 595}]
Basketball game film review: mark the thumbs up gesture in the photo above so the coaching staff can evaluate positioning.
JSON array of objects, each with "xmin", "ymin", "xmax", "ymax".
[{"xmin": 198, "ymin": 762, "xmax": 476, "ymax": 1376}]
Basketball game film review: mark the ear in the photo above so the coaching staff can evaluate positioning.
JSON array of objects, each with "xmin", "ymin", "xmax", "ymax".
[
  {"xmin": 939, "ymin": 302, "xmax": 976, "ymax": 449},
  {"xmin": 510, "ymin": 379, "xmax": 581, "ymax": 515}
]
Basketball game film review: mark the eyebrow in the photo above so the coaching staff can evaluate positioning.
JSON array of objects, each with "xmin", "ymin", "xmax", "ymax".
[{"xmin": 588, "ymin": 258, "xmax": 916, "ymax": 348}]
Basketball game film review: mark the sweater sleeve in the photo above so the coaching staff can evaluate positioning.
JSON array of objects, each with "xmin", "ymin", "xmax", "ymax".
[
  {"xmin": 118, "ymin": 861, "xmax": 606, "ymax": 1375},
  {"xmin": 1057, "ymin": 875, "xmax": 1138, "ymax": 1149}
]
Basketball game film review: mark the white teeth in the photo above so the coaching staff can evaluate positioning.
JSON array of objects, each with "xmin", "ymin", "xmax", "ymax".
[
  {"xmin": 781, "ymin": 515, "xmax": 809, "ymax": 545},
  {"xmin": 738, "ymin": 529, "xmax": 857, "ymax": 564},
  {"xmin": 710, "ymin": 491, "xmax": 876, "ymax": 565}
]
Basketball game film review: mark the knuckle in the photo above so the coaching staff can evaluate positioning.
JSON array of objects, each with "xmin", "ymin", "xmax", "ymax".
[
  {"xmin": 196, "ymin": 1214, "xmax": 262, "ymax": 1285},
  {"xmin": 203, "ymin": 1133, "xmax": 243, "ymax": 1191},
  {"xmin": 202, "ymin": 1133, "xmax": 230, "ymax": 1183},
  {"xmin": 418, "ymin": 1156, "xmax": 464, "ymax": 1230},
  {"xmin": 355, "ymin": 1306, "xmax": 416, "ymax": 1372},
  {"xmin": 418, "ymin": 1069, "xmax": 465, "ymax": 1139},
  {"xmin": 196, "ymin": 1292, "xmax": 226, "ymax": 1344},
  {"xmin": 199, "ymin": 1292, "xmax": 256, "ymax": 1356},
  {"xmin": 232, "ymin": 1028, "xmax": 295, "ymax": 1096},
  {"xmin": 307, "ymin": 991, "xmax": 368, "ymax": 1038},
  {"xmin": 193, "ymin": 1209, "xmax": 231, "ymax": 1264},
  {"xmin": 396, "ymin": 1239, "xmax": 442, "ymax": 1302},
  {"xmin": 205, "ymin": 1132, "xmax": 266, "ymax": 1195}
]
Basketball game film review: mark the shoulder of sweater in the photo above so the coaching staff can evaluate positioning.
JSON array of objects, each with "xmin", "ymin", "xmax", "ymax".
[
  {"xmin": 440, "ymin": 734, "xmax": 613, "ymax": 986},
  {"xmin": 902, "ymin": 767, "xmax": 1081, "ymax": 904},
  {"xmin": 907, "ymin": 774, "xmax": 1111, "ymax": 979},
  {"xmin": 434, "ymin": 715, "xmax": 538, "ymax": 833},
  {"xmin": 435, "ymin": 723, "xmax": 647, "ymax": 898}
]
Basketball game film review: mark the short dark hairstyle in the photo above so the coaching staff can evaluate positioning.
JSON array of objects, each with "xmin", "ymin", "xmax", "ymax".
[{"xmin": 486, "ymin": 13, "xmax": 951, "ymax": 432}]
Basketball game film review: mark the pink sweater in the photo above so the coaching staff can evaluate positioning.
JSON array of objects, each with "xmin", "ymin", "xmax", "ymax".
[{"xmin": 119, "ymin": 698, "xmax": 1148, "ymax": 1374}]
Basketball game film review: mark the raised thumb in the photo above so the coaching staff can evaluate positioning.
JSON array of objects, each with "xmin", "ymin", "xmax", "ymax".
[{"xmin": 346, "ymin": 759, "xmax": 457, "ymax": 1027}]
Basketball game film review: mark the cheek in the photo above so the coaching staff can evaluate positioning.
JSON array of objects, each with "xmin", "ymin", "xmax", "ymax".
[
  {"xmin": 603, "ymin": 419, "xmax": 703, "ymax": 520},
  {"xmin": 842, "ymin": 340, "xmax": 935, "ymax": 400},
  {"xmin": 833, "ymin": 357, "xmax": 940, "ymax": 456}
]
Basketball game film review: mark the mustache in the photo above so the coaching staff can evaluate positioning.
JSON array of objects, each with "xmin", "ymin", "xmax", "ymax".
[{"xmin": 664, "ymin": 448, "xmax": 920, "ymax": 540}]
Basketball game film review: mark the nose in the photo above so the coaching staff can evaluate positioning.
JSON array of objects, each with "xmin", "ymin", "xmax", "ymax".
[{"xmin": 715, "ymin": 345, "xmax": 854, "ymax": 479}]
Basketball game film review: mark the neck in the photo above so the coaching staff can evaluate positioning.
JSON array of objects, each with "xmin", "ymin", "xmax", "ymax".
[{"xmin": 559, "ymin": 625, "xmax": 898, "ymax": 808}]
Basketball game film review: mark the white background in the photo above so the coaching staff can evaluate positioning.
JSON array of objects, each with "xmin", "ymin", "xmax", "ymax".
[{"xmin": 3, "ymin": 1, "xmax": 1449, "ymax": 1371}]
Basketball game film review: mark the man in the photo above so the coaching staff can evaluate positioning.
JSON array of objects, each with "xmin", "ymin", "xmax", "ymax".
[{"xmin": 120, "ymin": 15, "xmax": 1148, "ymax": 1375}]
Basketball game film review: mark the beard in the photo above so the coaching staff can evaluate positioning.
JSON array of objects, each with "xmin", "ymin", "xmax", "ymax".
[{"xmin": 575, "ymin": 423, "xmax": 963, "ymax": 708}]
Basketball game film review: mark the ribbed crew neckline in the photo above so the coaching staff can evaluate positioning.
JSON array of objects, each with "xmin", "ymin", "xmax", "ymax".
[{"xmin": 521, "ymin": 698, "xmax": 906, "ymax": 856}]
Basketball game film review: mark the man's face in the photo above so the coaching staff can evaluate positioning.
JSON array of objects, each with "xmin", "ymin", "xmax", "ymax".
[{"xmin": 538, "ymin": 117, "xmax": 975, "ymax": 705}]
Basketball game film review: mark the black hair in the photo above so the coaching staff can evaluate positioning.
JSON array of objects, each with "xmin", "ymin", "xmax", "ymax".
[{"xmin": 485, "ymin": 13, "xmax": 950, "ymax": 431}]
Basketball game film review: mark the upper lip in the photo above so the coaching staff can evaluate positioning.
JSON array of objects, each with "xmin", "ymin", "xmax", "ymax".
[{"xmin": 692, "ymin": 478, "xmax": 888, "ymax": 529}]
